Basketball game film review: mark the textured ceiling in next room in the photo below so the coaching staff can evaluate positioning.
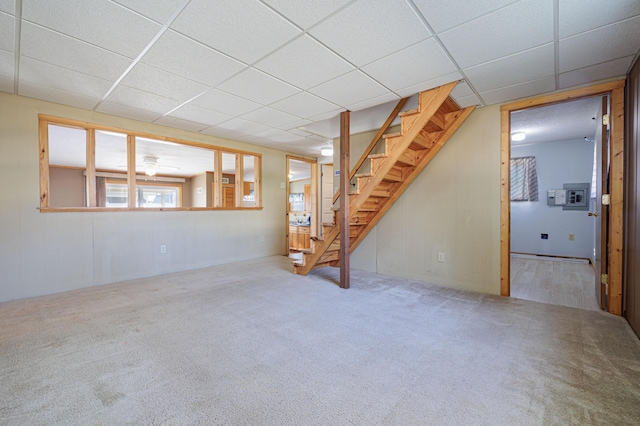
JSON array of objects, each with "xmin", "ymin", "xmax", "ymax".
[{"xmin": 1, "ymin": 0, "xmax": 638, "ymax": 156}]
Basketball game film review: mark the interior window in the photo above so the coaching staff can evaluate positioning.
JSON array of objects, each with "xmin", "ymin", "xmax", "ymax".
[{"xmin": 40, "ymin": 115, "xmax": 262, "ymax": 212}]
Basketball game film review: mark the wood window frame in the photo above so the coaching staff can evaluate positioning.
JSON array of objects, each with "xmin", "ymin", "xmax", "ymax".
[
  {"xmin": 500, "ymin": 80, "xmax": 625, "ymax": 315},
  {"xmin": 39, "ymin": 115, "xmax": 263, "ymax": 212}
]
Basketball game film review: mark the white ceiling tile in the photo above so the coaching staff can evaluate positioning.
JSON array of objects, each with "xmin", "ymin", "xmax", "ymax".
[
  {"xmin": 270, "ymin": 92, "xmax": 341, "ymax": 119},
  {"xmin": 0, "ymin": 75, "xmax": 12, "ymax": 93},
  {"xmin": 246, "ymin": 128, "xmax": 303, "ymax": 143},
  {"xmin": 0, "ymin": 11, "xmax": 14, "ymax": 52},
  {"xmin": 261, "ymin": 0, "xmax": 352, "ymax": 29},
  {"xmin": 19, "ymin": 82, "xmax": 100, "ymax": 110},
  {"xmin": 346, "ymin": 92, "xmax": 400, "ymax": 112},
  {"xmin": 453, "ymin": 94, "xmax": 482, "ymax": 108},
  {"xmin": 306, "ymin": 134, "xmax": 329, "ymax": 142},
  {"xmin": 308, "ymin": 70, "xmax": 390, "ymax": 108},
  {"xmin": 255, "ymin": 35, "xmax": 354, "ymax": 90},
  {"xmin": 211, "ymin": 118, "xmax": 271, "ymax": 135},
  {"xmin": 439, "ymin": 0, "xmax": 554, "ymax": 68},
  {"xmin": 276, "ymin": 118, "xmax": 313, "ymax": 131},
  {"xmin": 463, "ymin": 43, "xmax": 554, "ymax": 92},
  {"xmin": 394, "ymin": 71, "xmax": 462, "ymax": 98},
  {"xmin": 0, "ymin": 49, "xmax": 13, "ymax": 78},
  {"xmin": 240, "ymin": 106, "xmax": 301, "ymax": 128},
  {"xmin": 154, "ymin": 116, "xmax": 210, "ymax": 132},
  {"xmin": 559, "ymin": 57, "xmax": 634, "ymax": 89},
  {"xmin": 121, "ymin": 63, "xmax": 208, "ymax": 103},
  {"xmin": 19, "ymin": 57, "xmax": 112, "ymax": 99},
  {"xmin": 190, "ymin": 89, "xmax": 261, "ymax": 116},
  {"xmin": 362, "ymin": 38, "xmax": 457, "ymax": 92},
  {"xmin": 141, "ymin": 30, "xmax": 247, "ymax": 88},
  {"xmin": 559, "ymin": 0, "xmax": 640, "ymax": 38},
  {"xmin": 168, "ymin": 104, "xmax": 233, "ymax": 127},
  {"xmin": 0, "ymin": 0, "xmax": 14, "ymax": 14},
  {"xmin": 451, "ymin": 81, "xmax": 473, "ymax": 98},
  {"xmin": 288, "ymin": 128, "xmax": 312, "ymax": 137},
  {"xmin": 171, "ymin": 0, "xmax": 301, "ymax": 64},
  {"xmin": 22, "ymin": 0, "xmax": 161, "ymax": 58},
  {"xmin": 559, "ymin": 16, "xmax": 640, "ymax": 72},
  {"xmin": 216, "ymin": 68, "xmax": 301, "ymax": 105},
  {"xmin": 310, "ymin": 0, "xmax": 431, "ymax": 67},
  {"xmin": 112, "ymin": 0, "xmax": 187, "ymax": 24},
  {"xmin": 479, "ymin": 76, "xmax": 556, "ymax": 105},
  {"xmin": 105, "ymin": 85, "xmax": 180, "ymax": 115},
  {"xmin": 20, "ymin": 22, "xmax": 132, "ymax": 81},
  {"xmin": 414, "ymin": 0, "xmax": 521, "ymax": 32},
  {"xmin": 96, "ymin": 101, "xmax": 163, "ymax": 122}
]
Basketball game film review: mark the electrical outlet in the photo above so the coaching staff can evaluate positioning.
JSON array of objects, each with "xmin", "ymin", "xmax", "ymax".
[
  {"xmin": 260, "ymin": 235, "xmax": 265, "ymax": 243},
  {"xmin": 568, "ymin": 234, "xmax": 575, "ymax": 241},
  {"xmin": 160, "ymin": 245, "xmax": 166, "ymax": 254},
  {"xmin": 438, "ymin": 252, "xmax": 445, "ymax": 262}
]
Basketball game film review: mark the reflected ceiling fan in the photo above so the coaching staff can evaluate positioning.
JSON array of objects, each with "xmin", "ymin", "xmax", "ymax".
[{"xmin": 117, "ymin": 156, "xmax": 180, "ymax": 176}]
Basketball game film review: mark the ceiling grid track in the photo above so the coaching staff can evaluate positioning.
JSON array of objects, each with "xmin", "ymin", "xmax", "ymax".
[
  {"xmin": 406, "ymin": 0, "xmax": 486, "ymax": 107},
  {"xmin": 12, "ymin": 0, "xmax": 23, "ymax": 94},
  {"xmin": 93, "ymin": 0, "xmax": 192, "ymax": 111}
]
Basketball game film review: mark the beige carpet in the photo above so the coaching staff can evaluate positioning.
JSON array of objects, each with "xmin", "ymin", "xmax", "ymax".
[{"xmin": 1, "ymin": 256, "xmax": 639, "ymax": 425}]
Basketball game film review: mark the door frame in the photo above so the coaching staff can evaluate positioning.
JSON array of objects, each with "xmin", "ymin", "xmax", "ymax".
[
  {"xmin": 286, "ymin": 155, "xmax": 317, "ymax": 254},
  {"xmin": 500, "ymin": 80, "xmax": 626, "ymax": 315}
]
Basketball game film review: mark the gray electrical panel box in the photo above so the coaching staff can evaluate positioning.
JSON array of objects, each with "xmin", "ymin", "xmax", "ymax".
[
  {"xmin": 562, "ymin": 183, "xmax": 590, "ymax": 211},
  {"xmin": 546, "ymin": 183, "xmax": 590, "ymax": 211}
]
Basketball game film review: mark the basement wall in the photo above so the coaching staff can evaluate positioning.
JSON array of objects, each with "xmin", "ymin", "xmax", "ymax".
[
  {"xmin": 0, "ymin": 92, "xmax": 287, "ymax": 302},
  {"xmin": 350, "ymin": 105, "xmax": 501, "ymax": 295}
]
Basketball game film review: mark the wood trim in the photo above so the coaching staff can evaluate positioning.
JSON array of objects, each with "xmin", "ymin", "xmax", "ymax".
[
  {"xmin": 235, "ymin": 153, "xmax": 243, "ymax": 208},
  {"xmin": 500, "ymin": 79, "xmax": 626, "ymax": 314},
  {"xmin": 213, "ymin": 150, "xmax": 223, "ymax": 208},
  {"xmin": 609, "ymin": 85, "xmax": 625, "ymax": 315},
  {"xmin": 500, "ymin": 108, "xmax": 511, "ymax": 297},
  {"xmin": 38, "ymin": 114, "xmax": 263, "ymax": 158},
  {"xmin": 339, "ymin": 111, "xmax": 350, "ymax": 289},
  {"xmin": 86, "ymin": 129, "xmax": 96, "ymax": 207},
  {"xmin": 500, "ymin": 81, "xmax": 625, "ymax": 112},
  {"xmin": 38, "ymin": 119, "xmax": 49, "ymax": 209},
  {"xmin": 254, "ymin": 156, "xmax": 262, "ymax": 208},
  {"xmin": 127, "ymin": 135, "xmax": 136, "ymax": 209}
]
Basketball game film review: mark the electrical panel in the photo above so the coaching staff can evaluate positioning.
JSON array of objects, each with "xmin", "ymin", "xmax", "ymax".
[{"xmin": 546, "ymin": 183, "xmax": 590, "ymax": 211}]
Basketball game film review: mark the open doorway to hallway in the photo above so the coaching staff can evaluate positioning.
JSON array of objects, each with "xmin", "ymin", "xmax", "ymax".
[{"xmin": 508, "ymin": 96, "xmax": 606, "ymax": 311}]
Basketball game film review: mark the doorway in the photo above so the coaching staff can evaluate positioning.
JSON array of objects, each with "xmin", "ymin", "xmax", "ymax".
[
  {"xmin": 500, "ymin": 80, "xmax": 625, "ymax": 315},
  {"xmin": 286, "ymin": 156, "xmax": 317, "ymax": 256},
  {"xmin": 508, "ymin": 96, "xmax": 605, "ymax": 311}
]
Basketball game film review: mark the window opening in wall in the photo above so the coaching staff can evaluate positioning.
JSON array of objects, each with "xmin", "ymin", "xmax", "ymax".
[
  {"xmin": 39, "ymin": 115, "xmax": 262, "ymax": 212},
  {"xmin": 510, "ymin": 156, "xmax": 538, "ymax": 202}
]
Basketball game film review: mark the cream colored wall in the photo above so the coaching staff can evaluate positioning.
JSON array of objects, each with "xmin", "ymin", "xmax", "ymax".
[
  {"xmin": 350, "ymin": 106, "xmax": 501, "ymax": 294},
  {"xmin": 0, "ymin": 92, "xmax": 288, "ymax": 302}
]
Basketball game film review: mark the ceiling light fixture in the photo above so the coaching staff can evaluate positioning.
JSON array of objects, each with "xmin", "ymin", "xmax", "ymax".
[
  {"xmin": 143, "ymin": 156, "xmax": 158, "ymax": 176},
  {"xmin": 321, "ymin": 147, "xmax": 333, "ymax": 156},
  {"xmin": 511, "ymin": 132, "xmax": 526, "ymax": 141}
]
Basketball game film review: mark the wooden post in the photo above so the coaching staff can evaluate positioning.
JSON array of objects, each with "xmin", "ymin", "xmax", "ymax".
[{"xmin": 340, "ymin": 111, "xmax": 350, "ymax": 289}]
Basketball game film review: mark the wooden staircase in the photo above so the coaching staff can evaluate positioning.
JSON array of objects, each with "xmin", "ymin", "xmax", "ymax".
[{"xmin": 293, "ymin": 81, "xmax": 475, "ymax": 275}]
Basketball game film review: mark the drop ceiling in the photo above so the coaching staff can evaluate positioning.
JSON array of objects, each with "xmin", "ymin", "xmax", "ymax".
[{"xmin": 1, "ymin": 0, "xmax": 639, "ymax": 157}]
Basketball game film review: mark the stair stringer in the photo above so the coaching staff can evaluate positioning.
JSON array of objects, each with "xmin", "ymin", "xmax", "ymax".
[{"xmin": 294, "ymin": 82, "xmax": 474, "ymax": 276}]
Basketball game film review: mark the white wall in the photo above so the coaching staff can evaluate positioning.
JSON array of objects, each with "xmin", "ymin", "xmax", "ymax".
[
  {"xmin": 0, "ymin": 93, "xmax": 288, "ymax": 302},
  {"xmin": 511, "ymin": 138, "xmax": 595, "ymax": 259},
  {"xmin": 351, "ymin": 106, "xmax": 501, "ymax": 295}
]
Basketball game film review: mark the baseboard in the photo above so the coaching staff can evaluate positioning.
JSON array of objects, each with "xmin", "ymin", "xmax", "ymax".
[{"xmin": 510, "ymin": 252, "xmax": 591, "ymax": 264}]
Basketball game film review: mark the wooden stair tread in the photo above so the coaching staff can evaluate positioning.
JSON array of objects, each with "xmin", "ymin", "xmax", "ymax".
[{"xmin": 398, "ymin": 108, "xmax": 418, "ymax": 117}]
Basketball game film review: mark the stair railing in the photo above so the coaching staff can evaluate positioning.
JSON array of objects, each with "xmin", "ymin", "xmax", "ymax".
[{"xmin": 332, "ymin": 97, "xmax": 409, "ymax": 210}]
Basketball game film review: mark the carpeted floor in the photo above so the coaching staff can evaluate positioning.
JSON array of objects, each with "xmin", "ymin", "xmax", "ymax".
[{"xmin": 1, "ymin": 255, "xmax": 639, "ymax": 425}]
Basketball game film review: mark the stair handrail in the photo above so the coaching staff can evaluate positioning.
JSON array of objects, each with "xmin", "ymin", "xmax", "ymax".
[{"xmin": 332, "ymin": 97, "xmax": 409, "ymax": 205}]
